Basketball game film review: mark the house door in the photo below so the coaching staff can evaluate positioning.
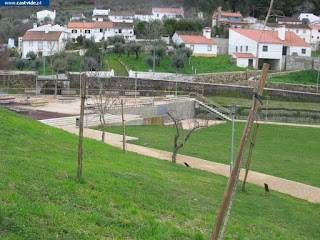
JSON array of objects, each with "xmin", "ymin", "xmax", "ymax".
[
  {"xmin": 282, "ymin": 46, "xmax": 287, "ymax": 55},
  {"xmin": 248, "ymin": 59, "xmax": 253, "ymax": 67}
]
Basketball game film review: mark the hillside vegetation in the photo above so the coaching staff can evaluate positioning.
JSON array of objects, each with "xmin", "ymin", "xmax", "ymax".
[{"xmin": 0, "ymin": 107, "xmax": 319, "ymax": 239}]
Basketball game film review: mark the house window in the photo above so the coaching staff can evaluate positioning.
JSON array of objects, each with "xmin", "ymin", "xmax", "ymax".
[
  {"xmin": 236, "ymin": 46, "xmax": 238, "ymax": 52},
  {"xmin": 303, "ymin": 30, "xmax": 306, "ymax": 33},
  {"xmin": 318, "ymin": 30, "xmax": 320, "ymax": 33},
  {"xmin": 119, "ymin": 29, "xmax": 122, "ymax": 33},
  {"xmin": 208, "ymin": 45, "xmax": 212, "ymax": 51},
  {"xmin": 301, "ymin": 49, "xmax": 306, "ymax": 54},
  {"xmin": 72, "ymin": 29, "xmax": 77, "ymax": 33},
  {"xmin": 296, "ymin": 30, "xmax": 299, "ymax": 33},
  {"xmin": 240, "ymin": 46, "xmax": 243, "ymax": 52},
  {"xmin": 38, "ymin": 41, "xmax": 43, "ymax": 50},
  {"xmin": 318, "ymin": 37, "xmax": 319, "ymax": 39},
  {"xmin": 29, "ymin": 41, "xmax": 33, "ymax": 47},
  {"xmin": 85, "ymin": 30, "xmax": 90, "ymax": 34},
  {"xmin": 190, "ymin": 45, "xmax": 194, "ymax": 50},
  {"xmin": 157, "ymin": 14, "xmax": 159, "ymax": 17},
  {"xmin": 100, "ymin": 28, "xmax": 103, "ymax": 32},
  {"xmin": 96, "ymin": 18, "xmax": 98, "ymax": 20},
  {"xmin": 246, "ymin": 46, "xmax": 248, "ymax": 52},
  {"xmin": 262, "ymin": 46, "xmax": 268, "ymax": 52}
]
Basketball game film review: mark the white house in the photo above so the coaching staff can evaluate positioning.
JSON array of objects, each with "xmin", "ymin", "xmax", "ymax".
[
  {"xmin": 299, "ymin": 13, "xmax": 320, "ymax": 24},
  {"xmin": 20, "ymin": 23, "xmax": 69, "ymax": 58},
  {"xmin": 266, "ymin": 23, "xmax": 312, "ymax": 44},
  {"xmin": 92, "ymin": 8, "xmax": 110, "ymax": 21},
  {"xmin": 229, "ymin": 27, "xmax": 311, "ymax": 70},
  {"xmin": 309, "ymin": 24, "xmax": 320, "ymax": 50},
  {"xmin": 70, "ymin": 13, "xmax": 85, "ymax": 21},
  {"xmin": 68, "ymin": 21, "xmax": 135, "ymax": 42},
  {"xmin": 135, "ymin": 11, "xmax": 154, "ymax": 21},
  {"xmin": 172, "ymin": 28, "xmax": 217, "ymax": 57},
  {"xmin": 36, "ymin": 10, "xmax": 56, "ymax": 23},
  {"xmin": 152, "ymin": 7, "xmax": 184, "ymax": 20},
  {"xmin": 108, "ymin": 11, "xmax": 134, "ymax": 23},
  {"xmin": 277, "ymin": 17, "xmax": 301, "ymax": 25}
]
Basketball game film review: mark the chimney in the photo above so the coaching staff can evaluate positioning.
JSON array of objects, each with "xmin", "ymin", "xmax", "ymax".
[
  {"xmin": 33, "ymin": 23, "xmax": 37, "ymax": 29},
  {"xmin": 45, "ymin": 28, "xmax": 49, "ymax": 34},
  {"xmin": 278, "ymin": 25, "xmax": 286, "ymax": 40},
  {"xmin": 203, "ymin": 27, "xmax": 211, "ymax": 39}
]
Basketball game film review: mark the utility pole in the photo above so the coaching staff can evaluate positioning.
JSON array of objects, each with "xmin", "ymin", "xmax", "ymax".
[
  {"xmin": 210, "ymin": 63, "xmax": 269, "ymax": 240},
  {"xmin": 230, "ymin": 104, "xmax": 236, "ymax": 175},
  {"xmin": 242, "ymin": 123, "xmax": 260, "ymax": 192},
  {"xmin": 265, "ymin": 95, "xmax": 270, "ymax": 124},
  {"xmin": 121, "ymin": 99, "xmax": 126, "ymax": 153},
  {"xmin": 77, "ymin": 73, "xmax": 86, "ymax": 180}
]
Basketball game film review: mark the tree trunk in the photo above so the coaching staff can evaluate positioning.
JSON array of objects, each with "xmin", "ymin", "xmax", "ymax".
[
  {"xmin": 172, "ymin": 147, "xmax": 178, "ymax": 163},
  {"xmin": 136, "ymin": 51, "xmax": 139, "ymax": 60},
  {"xmin": 54, "ymin": 79, "xmax": 57, "ymax": 99}
]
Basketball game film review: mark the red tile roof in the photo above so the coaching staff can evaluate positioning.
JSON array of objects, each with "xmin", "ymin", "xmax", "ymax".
[
  {"xmin": 179, "ymin": 34, "xmax": 216, "ymax": 44},
  {"xmin": 22, "ymin": 31, "xmax": 62, "ymax": 41},
  {"xmin": 94, "ymin": 21, "xmax": 113, "ymax": 28},
  {"xmin": 309, "ymin": 24, "xmax": 320, "ymax": 29},
  {"xmin": 234, "ymin": 53, "xmax": 255, "ymax": 58},
  {"xmin": 231, "ymin": 28, "xmax": 310, "ymax": 47},
  {"xmin": 67, "ymin": 22, "xmax": 94, "ymax": 29},
  {"xmin": 221, "ymin": 11, "xmax": 242, "ymax": 17},
  {"xmin": 152, "ymin": 8, "xmax": 184, "ymax": 14}
]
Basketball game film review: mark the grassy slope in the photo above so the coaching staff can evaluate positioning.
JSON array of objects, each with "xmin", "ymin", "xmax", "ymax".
[
  {"xmin": 104, "ymin": 54, "xmax": 129, "ymax": 76},
  {"xmin": 268, "ymin": 69, "xmax": 319, "ymax": 86},
  {"xmin": 118, "ymin": 53, "xmax": 245, "ymax": 74},
  {"xmin": 0, "ymin": 107, "xmax": 319, "ymax": 239},
  {"xmin": 105, "ymin": 123, "xmax": 320, "ymax": 187},
  {"xmin": 206, "ymin": 96, "xmax": 320, "ymax": 112}
]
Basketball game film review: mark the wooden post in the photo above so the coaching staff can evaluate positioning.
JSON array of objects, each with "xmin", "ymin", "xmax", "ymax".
[
  {"xmin": 242, "ymin": 123, "xmax": 260, "ymax": 192},
  {"xmin": 210, "ymin": 63, "xmax": 269, "ymax": 240},
  {"xmin": 121, "ymin": 99, "xmax": 126, "ymax": 153},
  {"xmin": 77, "ymin": 73, "xmax": 86, "ymax": 179}
]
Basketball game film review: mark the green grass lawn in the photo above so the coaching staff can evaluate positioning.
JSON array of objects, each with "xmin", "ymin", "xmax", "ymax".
[
  {"xmin": 1, "ymin": 107, "xmax": 319, "ymax": 239},
  {"xmin": 268, "ymin": 69, "xmax": 320, "ymax": 86},
  {"xmin": 206, "ymin": 95, "xmax": 320, "ymax": 112},
  {"xmin": 104, "ymin": 54, "xmax": 129, "ymax": 76},
  {"xmin": 117, "ymin": 53, "xmax": 245, "ymax": 74},
  {"xmin": 312, "ymin": 51, "xmax": 320, "ymax": 56},
  {"xmin": 105, "ymin": 123, "xmax": 320, "ymax": 187}
]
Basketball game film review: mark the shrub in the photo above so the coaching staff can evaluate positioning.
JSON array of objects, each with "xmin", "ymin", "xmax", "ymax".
[
  {"xmin": 15, "ymin": 59, "xmax": 25, "ymax": 70},
  {"xmin": 26, "ymin": 51, "xmax": 37, "ymax": 60}
]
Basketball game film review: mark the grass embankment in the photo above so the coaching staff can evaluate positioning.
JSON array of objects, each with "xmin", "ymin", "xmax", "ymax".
[
  {"xmin": 117, "ymin": 53, "xmax": 245, "ymax": 74},
  {"xmin": 268, "ymin": 69, "xmax": 319, "ymax": 86},
  {"xmin": 206, "ymin": 96, "xmax": 320, "ymax": 112},
  {"xmin": 105, "ymin": 123, "xmax": 320, "ymax": 187},
  {"xmin": 104, "ymin": 54, "xmax": 128, "ymax": 76},
  {"xmin": 1, "ymin": 107, "xmax": 319, "ymax": 239}
]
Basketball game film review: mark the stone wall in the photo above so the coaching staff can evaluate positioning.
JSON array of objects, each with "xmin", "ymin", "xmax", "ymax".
[
  {"xmin": 285, "ymin": 56, "xmax": 320, "ymax": 71},
  {"xmin": 248, "ymin": 80, "xmax": 319, "ymax": 93},
  {"xmin": 0, "ymin": 71, "xmax": 36, "ymax": 88}
]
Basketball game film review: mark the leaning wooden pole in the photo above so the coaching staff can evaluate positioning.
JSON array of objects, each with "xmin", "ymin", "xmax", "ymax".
[
  {"xmin": 121, "ymin": 99, "xmax": 126, "ymax": 154},
  {"xmin": 210, "ymin": 63, "xmax": 269, "ymax": 240},
  {"xmin": 77, "ymin": 73, "xmax": 86, "ymax": 179},
  {"xmin": 242, "ymin": 123, "xmax": 260, "ymax": 192}
]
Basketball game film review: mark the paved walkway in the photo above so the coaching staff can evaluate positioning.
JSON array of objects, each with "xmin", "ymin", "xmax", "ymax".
[{"xmin": 60, "ymin": 125, "xmax": 320, "ymax": 203}]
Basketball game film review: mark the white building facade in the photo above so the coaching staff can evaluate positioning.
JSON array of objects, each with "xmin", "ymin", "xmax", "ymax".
[
  {"xmin": 229, "ymin": 27, "xmax": 311, "ymax": 70},
  {"xmin": 135, "ymin": 11, "xmax": 154, "ymax": 21},
  {"xmin": 108, "ymin": 12, "xmax": 134, "ymax": 23},
  {"xmin": 309, "ymin": 25, "xmax": 320, "ymax": 50},
  {"xmin": 172, "ymin": 28, "xmax": 217, "ymax": 57},
  {"xmin": 36, "ymin": 10, "xmax": 56, "ymax": 23},
  {"xmin": 92, "ymin": 9, "xmax": 110, "ymax": 21},
  {"xmin": 152, "ymin": 8, "xmax": 184, "ymax": 20}
]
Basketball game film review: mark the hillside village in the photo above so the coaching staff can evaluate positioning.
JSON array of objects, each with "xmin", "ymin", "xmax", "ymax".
[{"xmin": 0, "ymin": 1, "xmax": 320, "ymax": 240}]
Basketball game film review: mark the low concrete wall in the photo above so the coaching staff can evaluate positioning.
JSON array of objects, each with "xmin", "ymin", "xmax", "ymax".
[
  {"xmin": 285, "ymin": 56, "xmax": 320, "ymax": 71},
  {"xmin": 249, "ymin": 80, "xmax": 319, "ymax": 93}
]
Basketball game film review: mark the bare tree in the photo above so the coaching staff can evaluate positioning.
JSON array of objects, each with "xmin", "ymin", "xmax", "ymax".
[
  {"xmin": 167, "ymin": 112, "xmax": 208, "ymax": 163},
  {"xmin": 93, "ymin": 82, "xmax": 120, "ymax": 142}
]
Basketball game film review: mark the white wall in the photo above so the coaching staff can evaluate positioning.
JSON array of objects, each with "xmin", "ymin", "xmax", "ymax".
[
  {"xmin": 109, "ymin": 16, "xmax": 133, "ymax": 23},
  {"xmin": 153, "ymin": 12, "xmax": 183, "ymax": 20},
  {"xmin": 135, "ymin": 15, "xmax": 153, "ymax": 21},
  {"xmin": 37, "ymin": 10, "xmax": 56, "ymax": 22},
  {"xmin": 288, "ymin": 46, "xmax": 312, "ymax": 56},
  {"xmin": 237, "ymin": 58, "xmax": 256, "ymax": 68},
  {"xmin": 186, "ymin": 43, "xmax": 217, "ymax": 55},
  {"xmin": 228, "ymin": 29, "xmax": 258, "ymax": 56},
  {"xmin": 311, "ymin": 28, "xmax": 320, "ymax": 50}
]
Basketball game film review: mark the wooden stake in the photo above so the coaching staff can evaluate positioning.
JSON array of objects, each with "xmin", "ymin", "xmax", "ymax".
[
  {"xmin": 242, "ymin": 123, "xmax": 260, "ymax": 192},
  {"xmin": 77, "ymin": 73, "xmax": 86, "ymax": 179},
  {"xmin": 121, "ymin": 99, "xmax": 126, "ymax": 153},
  {"xmin": 210, "ymin": 63, "xmax": 269, "ymax": 240}
]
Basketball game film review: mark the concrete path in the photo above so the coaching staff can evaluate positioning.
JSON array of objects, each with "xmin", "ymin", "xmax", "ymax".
[{"xmin": 59, "ymin": 125, "xmax": 320, "ymax": 203}]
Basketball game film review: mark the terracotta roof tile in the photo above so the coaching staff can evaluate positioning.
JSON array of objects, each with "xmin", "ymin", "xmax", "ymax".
[
  {"xmin": 67, "ymin": 22, "xmax": 94, "ymax": 29},
  {"xmin": 231, "ymin": 28, "xmax": 310, "ymax": 47},
  {"xmin": 94, "ymin": 21, "xmax": 113, "ymax": 28},
  {"xmin": 234, "ymin": 53, "xmax": 255, "ymax": 58},
  {"xmin": 277, "ymin": 17, "xmax": 301, "ymax": 23},
  {"xmin": 309, "ymin": 24, "xmax": 320, "ymax": 29},
  {"xmin": 152, "ymin": 8, "xmax": 184, "ymax": 14},
  {"xmin": 22, "ymin": 31, "xmax": 62, "ymax": 41},
  {"xmin": 179, "ymin": 35, "xmax": 216, "ymax": 44},
  {"xmin": 221, "ymin": 11, "xmax": 242, "ymax": 18}
]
